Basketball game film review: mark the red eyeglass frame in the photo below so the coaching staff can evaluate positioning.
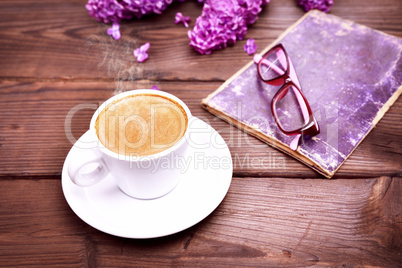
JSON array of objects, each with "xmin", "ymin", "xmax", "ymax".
[{"xmin": 256, "ymin": 43, "xmax": 320, "ymax": 137}]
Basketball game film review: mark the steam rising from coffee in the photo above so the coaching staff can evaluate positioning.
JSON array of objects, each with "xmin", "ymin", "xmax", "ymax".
[{"xmin": 82, "ymin": 25, "xmax": 155, "ymax": 94}]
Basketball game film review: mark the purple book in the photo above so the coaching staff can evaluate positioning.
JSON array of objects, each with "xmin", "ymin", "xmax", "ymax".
[{"xmin": 202, "ymin": 10, "xmax": 402, "ymax": 178}]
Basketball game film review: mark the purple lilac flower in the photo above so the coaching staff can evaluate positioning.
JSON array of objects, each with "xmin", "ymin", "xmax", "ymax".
[
  {"xmin": 87, "ymin": 0, "xmax": 270, "ymax": 54},
  {"xmin": 124, "ymin": 0, "xmax": 172, "ymax": 18},
  {"xmin": 86, "ymin": 0, "xmax": 132, "ymax": 23},
  {"xmin": 297, "ymin": 0, "xmax": 333, "ymax": 13},
  {"xmin": 188, "ymin": 0, "xmax": 268, "ymax": 55},
  {"xmin": 175, "ymin": 12, "xmax": 191, "ymax": 28},
  {"xmin": 86, "ymin": 0, "xmax": 176, "ymax": 24},
  {"xmin": 243, "ymin": 38, "xmax": 257, "ymax": 55},
  {"xmin": 151, "ymin": 85, "xmax": 160, "ymax": 90},
  {"xmin": 107, "ymin": 22, "xmax": 121, "ymax": 40},
  {"xmin": 134, "ymin": 43, "xmax": 150, "ymax": 63}
]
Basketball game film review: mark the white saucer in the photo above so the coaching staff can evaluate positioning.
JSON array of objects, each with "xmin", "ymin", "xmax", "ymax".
[{"xmin": 62, "ymin": 117, "xmax": 233, "ymax": 239}]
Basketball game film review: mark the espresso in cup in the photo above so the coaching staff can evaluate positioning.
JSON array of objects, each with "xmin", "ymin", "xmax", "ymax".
[
  {"xmin": 95, "ymin": 94, "xmax": 188, "ymax": 157},
  {"xmin": 68, "ymin": 89, "xmax": 192, "ymax": 199}
]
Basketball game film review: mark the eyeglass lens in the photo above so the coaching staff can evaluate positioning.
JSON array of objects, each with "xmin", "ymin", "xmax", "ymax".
[
  {"xmin": 259, "ymin": 47, "xmax": 287, "ymax": 81},
  {"xmin": 273, "ymin": 85, "xmax": 310, "ymax": 133}
]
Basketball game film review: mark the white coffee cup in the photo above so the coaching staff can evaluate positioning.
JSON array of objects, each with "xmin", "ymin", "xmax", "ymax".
[{"xmin": 67, "ymin": 89, "xmax": 192, "ymax": 199}]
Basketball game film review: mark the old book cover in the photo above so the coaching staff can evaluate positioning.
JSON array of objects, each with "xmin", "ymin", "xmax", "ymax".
[{"xmin": 202, "ymin": 10, "xmax": 402, "ymax": 178}]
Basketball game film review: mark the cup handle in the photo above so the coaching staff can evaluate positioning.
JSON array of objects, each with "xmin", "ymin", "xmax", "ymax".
[{"xmin": 67, "ymin": 146, "xmax": 109, "ymax": 187}]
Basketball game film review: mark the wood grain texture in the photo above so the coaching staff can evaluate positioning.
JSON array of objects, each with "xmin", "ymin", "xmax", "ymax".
[
  {"xmin": 0, "ymin": 177, "xmax": 400, "ymax": 267},
  {"xmin": 0, "ymin": 81, "xmax": 401, "ymax": 178},
  {"xmin": 0, "ymin": 1, "xmax": 401, "ymax": 81}
]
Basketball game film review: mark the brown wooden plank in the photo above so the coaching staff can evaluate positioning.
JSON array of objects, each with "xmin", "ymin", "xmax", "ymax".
[
  {"xmin": 0, "ymin": 177, "xmax": 400, "ymax": 267},
  {"xmin": 0, "ymin": 179, "xmax": 91, "ymax": 267},
  {"xmin": 0, "ymin": 0, "xmax": 401, "ymax": 81},
  {"xmin": 0, "ymin": 81, "xmax": 401, "ymax": 178}
]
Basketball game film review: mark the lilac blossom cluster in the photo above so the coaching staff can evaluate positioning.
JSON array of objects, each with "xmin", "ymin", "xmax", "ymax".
[
  {"xmin": 297, "ymin": 0, "xmax": 333, "ymax": 13},
  {"xmin": 187, "ymin": 0, "xmax": 269, "ymax": 55},
  {"xmin": 87, "ymin": 0, "xmax": 335, "ymax": 59},
  {"xmin": 86, "ymin": 0, "xmax": 180, "ymax": 24}
]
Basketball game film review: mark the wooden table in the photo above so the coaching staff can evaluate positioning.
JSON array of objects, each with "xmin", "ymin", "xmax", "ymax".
[{"xmin": 1, "ymin": 0, "xmax": 401, "ymax": 267}]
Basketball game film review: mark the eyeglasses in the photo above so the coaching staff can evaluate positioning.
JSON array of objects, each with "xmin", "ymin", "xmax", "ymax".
[{"xmin": 254, "ymin": 43, "xmax": 320, "ymax": 150}]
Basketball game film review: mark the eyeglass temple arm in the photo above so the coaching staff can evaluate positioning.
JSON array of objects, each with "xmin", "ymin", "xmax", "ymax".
[
  {"xmin": 276, "ymin": 51, "xmax": 310, "ymax": 125},
  {"xmin": 277, "ymin": 53, "xmax": 307, "ymax": 150}
]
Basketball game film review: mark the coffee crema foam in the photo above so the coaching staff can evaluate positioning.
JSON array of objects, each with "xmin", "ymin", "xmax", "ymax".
[{"xmin": 95, "ymin": 94, "xmax": 188, "ymax": 157}]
